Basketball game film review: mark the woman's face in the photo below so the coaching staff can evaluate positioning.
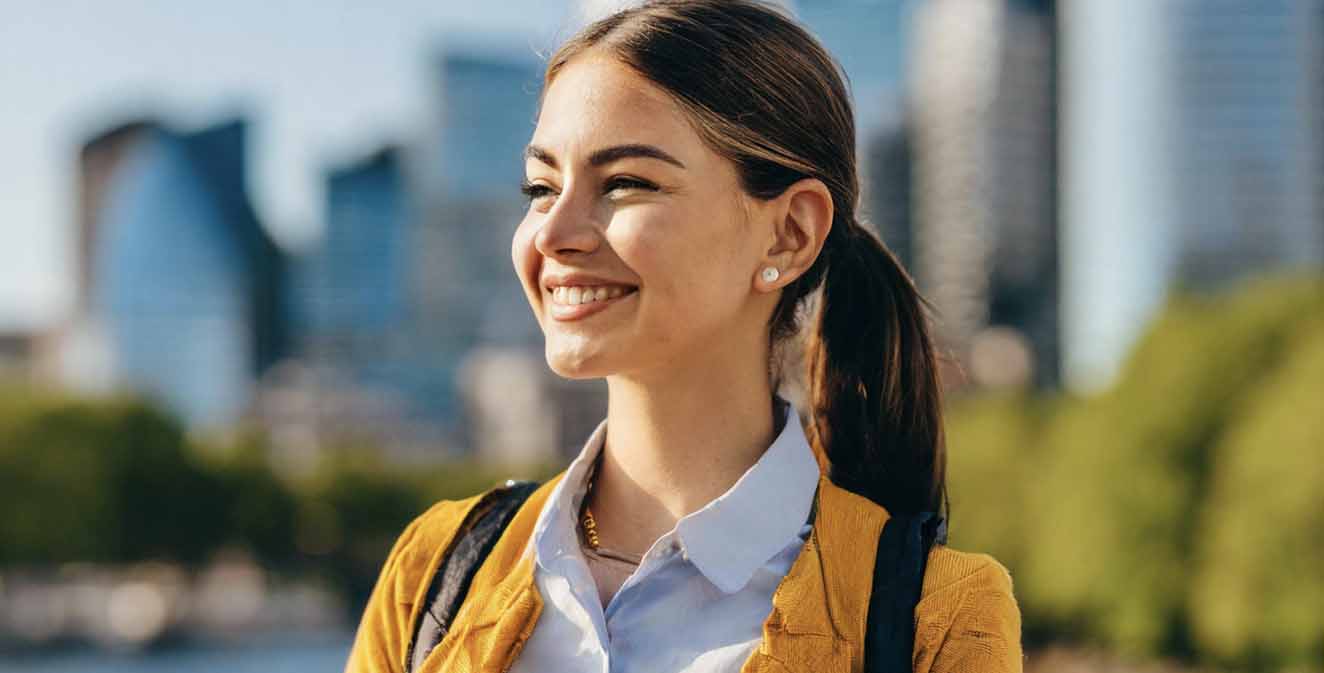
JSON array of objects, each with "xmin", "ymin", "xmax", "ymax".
[{"xmin": 512, "ymin": 53, "xmax": 774, "ymax": 381}]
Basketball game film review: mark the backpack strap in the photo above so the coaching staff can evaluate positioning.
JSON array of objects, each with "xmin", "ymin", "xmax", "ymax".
[
  {"xmin": 864, "ymin": 510, "xmax": 948, "ymax": 673},
  {"xmin": 403, "ymin": 479, "xmax": 943, "ymax": 673},
  {"xmin": 405, "ymin": 479, "xmax": 542, "ymax": 673}
]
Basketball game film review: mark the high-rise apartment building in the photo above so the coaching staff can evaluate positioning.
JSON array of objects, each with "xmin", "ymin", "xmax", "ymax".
[
  {"xmin": 909, "ymin": 0, "xmax": 1059, "ymax": 388},
  {"xmin": 79, "ymin": 118, "xmax": 286, "ymax": 427},
  {"xmin": 1168, "ymin": 0, "xmax": 1324, "ymax": 288},
  {"xmin": 1062, "ymin": 0, "xmax": 1323, "ymax": 390}
]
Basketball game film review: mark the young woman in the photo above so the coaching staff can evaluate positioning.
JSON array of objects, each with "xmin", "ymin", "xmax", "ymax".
[{"xmin": 346, "ymin": 1, "xmax": 1023, "ymax": 671}]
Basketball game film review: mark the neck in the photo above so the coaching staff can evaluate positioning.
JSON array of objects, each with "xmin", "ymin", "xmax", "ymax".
[{"xmin": 587, "ymin": 336, "xmax": 784, "ymax": 557}]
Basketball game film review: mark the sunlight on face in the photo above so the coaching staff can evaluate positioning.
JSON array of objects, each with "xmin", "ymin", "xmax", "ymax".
[{"xmin": 511, "ymin": 54, "xmax": 766, "ymax": 382}]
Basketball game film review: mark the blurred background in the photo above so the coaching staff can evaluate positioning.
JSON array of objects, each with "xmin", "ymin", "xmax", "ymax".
[{"xmin": 0, "ymin": 0, "xmax": 1320, "ymax": 671}]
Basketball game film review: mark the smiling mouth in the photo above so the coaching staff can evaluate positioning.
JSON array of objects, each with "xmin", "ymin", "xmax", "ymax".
[
  {"xmin": 548, "ymin": 284, "xmax": 637, "ymax": 306},
  {"xmin": 546, "ymin": 285, "xmax": 638, "ymax": 322}
]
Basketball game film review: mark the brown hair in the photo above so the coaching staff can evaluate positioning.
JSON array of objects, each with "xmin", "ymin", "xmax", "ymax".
[{"xmin": 541, "ymin": 0, "xmax": 948, "ymax": 519}]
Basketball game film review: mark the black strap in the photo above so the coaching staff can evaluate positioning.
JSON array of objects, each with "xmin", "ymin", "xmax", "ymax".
[
  {"xmin": 865, "ymin": 511, "xmax": 948, "ymax": 673},
  {"xmin": 405, "ymin": 480, "xmax": 541, "ymax": 673}
]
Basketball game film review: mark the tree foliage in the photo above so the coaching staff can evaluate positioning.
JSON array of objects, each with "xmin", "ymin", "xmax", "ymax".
[
  {"xmin": 0, "ymin": 394, "xmax": 224, "ymax": 565},
  {"xmin": 0, "ymin": 388, "xmax": 556, "ymax": 613},
  {"xmin": 946, "ymin": 273, "xmax": 1324, "ymax": 671}
]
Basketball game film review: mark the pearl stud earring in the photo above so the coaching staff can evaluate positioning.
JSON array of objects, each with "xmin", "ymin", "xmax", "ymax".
[{"xmin": 761, "ymin": 267, "xmax": 780, "ymax": 283}]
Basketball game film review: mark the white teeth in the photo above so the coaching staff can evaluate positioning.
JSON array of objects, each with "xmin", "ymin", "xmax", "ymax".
[{"xmin": 550, "ymin": 284, "xmax": 634, "ymax": 306}]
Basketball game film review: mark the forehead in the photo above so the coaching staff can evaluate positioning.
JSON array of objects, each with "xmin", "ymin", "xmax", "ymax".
[{"xmin": 532, "ymin": 54, "xmax": 704, "ymax": 160}]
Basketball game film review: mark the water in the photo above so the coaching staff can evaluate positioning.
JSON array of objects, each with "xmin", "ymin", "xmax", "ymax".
[{"xmin": 0, "ymin": 633, "xmax": 354, "ymax": 673}]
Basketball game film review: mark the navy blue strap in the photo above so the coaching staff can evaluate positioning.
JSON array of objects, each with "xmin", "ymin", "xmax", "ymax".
[{"xmin": 865, "ymin": 511, "xmax": 947, "ymax": 673}]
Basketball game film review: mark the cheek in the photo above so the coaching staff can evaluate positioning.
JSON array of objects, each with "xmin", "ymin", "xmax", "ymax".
[
  {"xmin": 511, "ymin": 215, "xmax": 541, "ymax": 300},
  {"xmin": 615, "ymin": 207, "xmax": 748, "ymax": 314}
]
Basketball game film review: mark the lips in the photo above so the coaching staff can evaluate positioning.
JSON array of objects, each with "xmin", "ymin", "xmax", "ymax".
[{"xmin": 538, "ymin": 267, "xmax": 641, "ymax": 322}]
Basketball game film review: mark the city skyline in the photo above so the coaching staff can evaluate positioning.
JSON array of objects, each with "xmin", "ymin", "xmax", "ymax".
[
  {"xmin": 0, "ymin": 1, "xmax": 574, "ymax": 331},
  {"xmin": 22, "ymin": 1, "xmax": 920, "ymax": 452},
  {"xmin": 1, "ymin": 0, "xmax": 912, "ymax": 333},
  {"xmin": 3, "ymin": 0, "xmax": 1319, "ymax": 396}
]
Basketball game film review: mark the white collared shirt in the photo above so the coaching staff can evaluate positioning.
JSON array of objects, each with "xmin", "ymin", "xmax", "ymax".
[{"xmin": 508, "ymin": 396, "xmax": 821, "ymax": 673}]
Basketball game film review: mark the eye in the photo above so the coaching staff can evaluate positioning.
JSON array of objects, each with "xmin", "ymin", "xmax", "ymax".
[
  {"xmin": 519, "ymin": 179, "xmax": 556, "ymax": 205},
  {"xmin": 604, "ymin": 176, "xmax": 658, "ymax": 196}
]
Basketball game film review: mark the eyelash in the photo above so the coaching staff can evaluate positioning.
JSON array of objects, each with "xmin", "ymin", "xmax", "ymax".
[{"xmin": 519, "ymin": 176, "xmax": 657, "ymax": 203}]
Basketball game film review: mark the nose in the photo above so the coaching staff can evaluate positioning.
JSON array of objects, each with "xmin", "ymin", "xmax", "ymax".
[{"xmin": 533, "ymin": 185, "xmax": 601, "ymax": 259}]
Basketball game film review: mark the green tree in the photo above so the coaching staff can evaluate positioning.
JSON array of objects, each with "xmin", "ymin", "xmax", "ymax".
[
  {"xmin": 1022, "ymin": 275, "xmax": 1322, "ymax": 657},
  {"xmin": 0, "ymin": 393, "xmax": 226, "ymax": 564},
  {"xmin": 1189, "ymin": 315, "xmax": 1324, "ymax": 671},
  {"xmin": 201, "ymin": 430, "xmax": 301, "ymax": 568}
]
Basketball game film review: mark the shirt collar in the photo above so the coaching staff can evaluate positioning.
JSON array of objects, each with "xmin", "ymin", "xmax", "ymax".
[
  {"xmin": 675, "ymin": 396, "xmax": 820, "ymax": 593},
  {"xmin": 527, "ymin": 395, "xmax": 822, "ymax": 594}
]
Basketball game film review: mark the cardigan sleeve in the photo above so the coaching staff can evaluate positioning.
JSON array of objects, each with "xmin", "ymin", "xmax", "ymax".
[
  {"xmin": 914, "ymin": 551, "xmax": 1026, "ymax": 673},
  {"xmin": 343, "ymin": 511, "xmax": 429, "ymax": 673},
  {"xmin": 343, "ymin": 498, "xmax": 479, "ymax": 673}
]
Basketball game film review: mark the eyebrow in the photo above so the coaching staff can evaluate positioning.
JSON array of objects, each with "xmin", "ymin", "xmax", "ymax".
[{"xmin": 523, "ymin": 143, "xmax": 687, "ymax": 170}]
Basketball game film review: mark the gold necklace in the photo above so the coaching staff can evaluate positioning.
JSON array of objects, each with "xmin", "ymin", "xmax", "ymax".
[
  {"xmin": 579, "ymin": 453, "xmax": 642, "ymax": 565},
  {"xmin": 580, "ymin": 448, "xmax": 604, "ymax": 550},
  {"xmin": 581, "ymin": 505, "xmax": 602, "ymax": 549}
]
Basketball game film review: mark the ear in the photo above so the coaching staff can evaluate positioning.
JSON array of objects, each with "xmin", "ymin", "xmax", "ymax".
[{"xmin": 756, "ymin": 177, "xmax": 833, "ymax": 292}]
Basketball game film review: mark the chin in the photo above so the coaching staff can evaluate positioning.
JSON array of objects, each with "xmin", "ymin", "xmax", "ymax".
[{"xmin": 544, "ymin": 342, "xmax": 616, "ymax": 380}]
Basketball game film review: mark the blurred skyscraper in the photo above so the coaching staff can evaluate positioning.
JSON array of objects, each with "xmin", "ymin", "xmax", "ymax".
[
  {"xmin": 64, "ymin": 118, "xmax": 286, "ymax": 428},
  {"xmin": 423, "ymin": 46, "xmax": 544, "ymax": 200},
  {"xmin": 413, "ymin": 41, "xmax": 545, "ymax": 419},
  {"xmin": 297, "ymin": 147, "xmax": 410, "ymax": 344},
  {"xmin": 575, "ymin": 0, "xmax": 909, "ymax": 138},
  {"xmin": 1062, "ymin": 0, "xmax": 1324, "ymax": 391},
  {"xmin": 1314, "ymin": 4, "xmax": 1324, "ymax": 235},
  {"xmin": 74, "ymin": 122, "xmax": 154, "ymax": 317},
  {"xmin": 908, "ymin": 0, "xmax": 1059, "ymax": 389},
  {"xmin": 418, "ymin": 41, "xmax": 610, "ymax": 458},
  {"xmin": 864, "ymin": 113, "xmax": 916, "ymax": 272},
  {"xmin": 1314, "ymin": 3, "xmax": 1324, "ymax": 238},
  {"xmin": 264, "ymin": 38, "xmax": 606, "ymax": 461},
  {"xmin": 276, "ymin": 145, "xmax": 444, "ymax": 452},
  {"xmin": 271, "ymin": 42, "xmax": 547, "ymax": 457},
  {"xmin": 794, "ymin": 0, "xmax": 909, "ymax": 139},
  {"xmin": 1167, "ymin": 0, "xmax": 1324, "ymax": 289}
]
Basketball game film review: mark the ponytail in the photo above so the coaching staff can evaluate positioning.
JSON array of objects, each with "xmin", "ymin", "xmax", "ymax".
[{"xmin": 805, "ymin": 221, "xmax": 948, "ymax": 519}]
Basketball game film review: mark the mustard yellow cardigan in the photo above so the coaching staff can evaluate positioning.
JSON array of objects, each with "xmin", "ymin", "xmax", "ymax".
[{"xmin": 345, "ymin": 471, "xmax": 1024, "ymax": 673}]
